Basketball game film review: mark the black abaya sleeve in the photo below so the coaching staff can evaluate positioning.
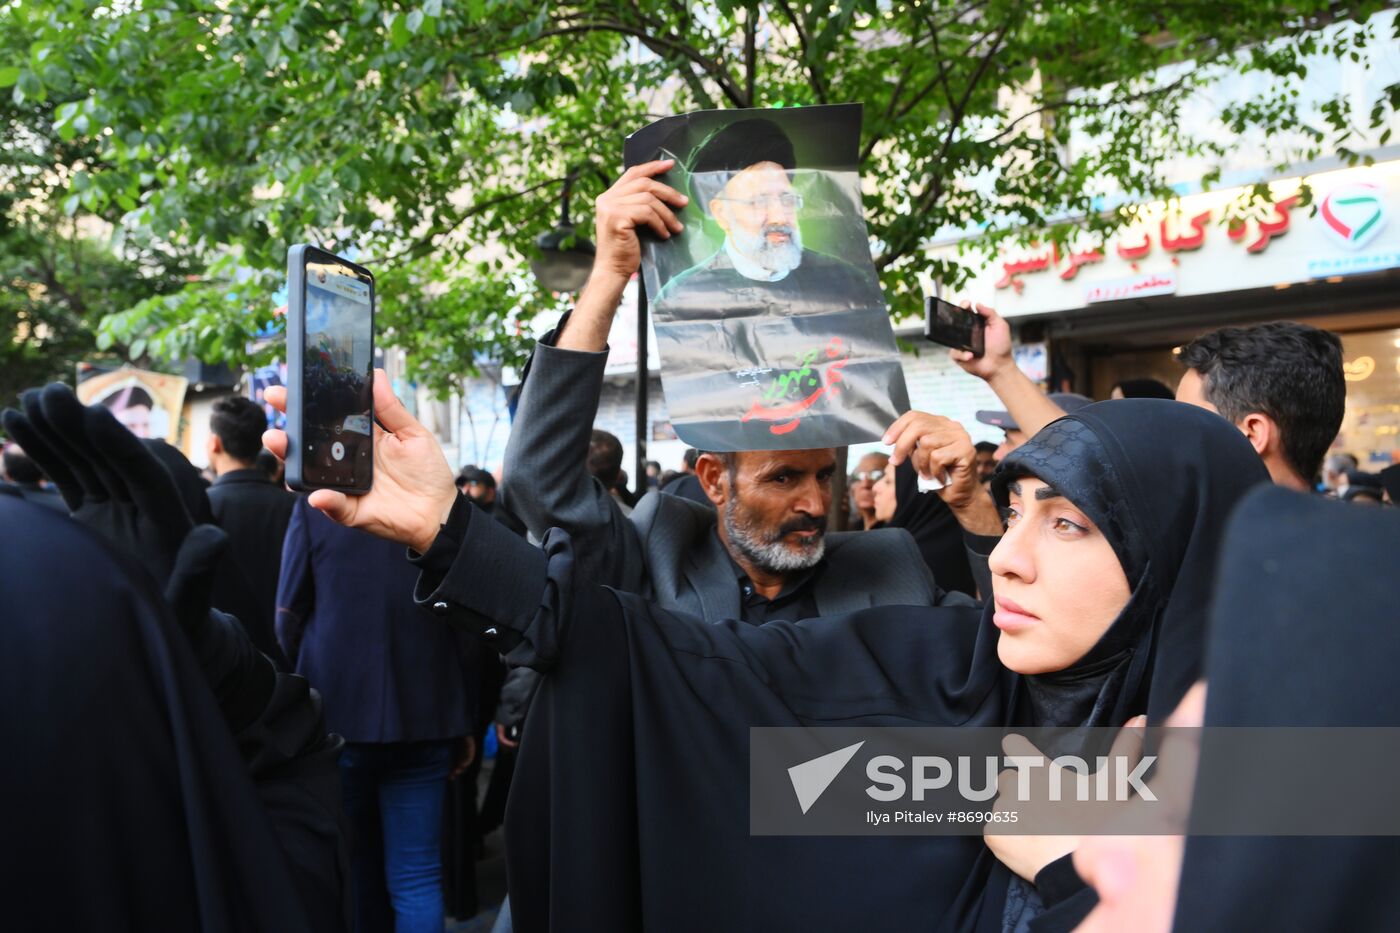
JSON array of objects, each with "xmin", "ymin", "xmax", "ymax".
[{"xmin": 411, "ymin": 497, "xmax": 1007, "ymax": 933}]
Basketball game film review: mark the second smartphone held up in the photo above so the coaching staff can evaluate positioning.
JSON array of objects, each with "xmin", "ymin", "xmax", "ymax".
[
  {"xmin": 285, "ymin": 244, "xmax": 375, "ymax": 494},
  {"xmin": 923, "ymin": 296, "xmax": 985, "ymax": 358}
]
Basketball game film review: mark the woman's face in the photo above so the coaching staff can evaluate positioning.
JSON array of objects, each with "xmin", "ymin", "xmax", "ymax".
[
  {"xmin": 988, "ymin": 476, "xmax": 1132, "ymax": 674},
  {"xmin": 872, "ymin": 467, "xmax": 897, "ymax": 523}
]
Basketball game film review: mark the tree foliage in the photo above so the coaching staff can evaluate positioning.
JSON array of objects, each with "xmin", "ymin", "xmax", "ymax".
[{"xmin": 4, "ymin": 0, "xmax": 1397, "ymax": 393}]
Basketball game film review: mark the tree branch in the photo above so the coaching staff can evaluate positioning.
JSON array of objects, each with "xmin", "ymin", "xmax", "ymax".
[
  {"xmin": 772, "ymin": 0, "xmax": 830, "ymax": 104},
  {"xmin": 876, "ymin": 18, "xmax": 1014, "ymax": 271}
]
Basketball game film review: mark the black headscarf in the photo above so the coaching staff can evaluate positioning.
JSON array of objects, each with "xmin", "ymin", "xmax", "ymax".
[
  {"xmin": 942, "ymin": 399, "xmax": 1271, "ymax": 933},
  {"xmin": 888, "ymin": 458, "xmax": 978, "ymax": 597},
  {"xmin": 1112, "ymin": 378, "xmax": 1176, "ymax": 400},
  {"xmin": 0, "ymin": 495, "xmax": 314, "ymax": 931},
  {"xmin": 989, "ymin": 399, "xmax": 1269, "ymax": 729},
  {"xmin": 1173, "ymin": 486, "xmax": 1400, "ymax": 932},
  {"xmin": 1380, "ymin": 463, "xmax": 1400, "ymax": 504}
]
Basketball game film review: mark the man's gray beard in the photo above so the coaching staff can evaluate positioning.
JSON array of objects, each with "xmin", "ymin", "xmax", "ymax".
[
  {"xmin": 722, "ymin": 495, "xmax": 826, "ymax": 576},
  {"xmin": 731, "ymin": 223, "xmax": 804, "ymax": 278}
]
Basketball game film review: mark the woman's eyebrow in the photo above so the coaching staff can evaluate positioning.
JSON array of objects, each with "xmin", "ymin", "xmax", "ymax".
[{"xmin": 1034, "ymin": 485, "xmax": 1063, "ymax": 501}]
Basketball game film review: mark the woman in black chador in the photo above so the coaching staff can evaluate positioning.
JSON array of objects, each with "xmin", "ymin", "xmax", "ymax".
[{"xmin": 259, "ymin": 375, "xmax": 1267, "ymax": 933}]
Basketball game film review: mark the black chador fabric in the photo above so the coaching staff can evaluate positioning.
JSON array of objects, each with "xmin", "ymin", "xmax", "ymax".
[
  {"xmin": 935, "ymin": 400, "xmax": 1270, "ymax": 933},
  {"xmin": 1173, "ymin": 487, "xmax": 1400, "ymax": 933},
  {"xmin": 0, "ymin": 495, "xmax": 323, "ymax": 931},
  {"xmin": 414, "ymin": 500, "xmax": 1002, "ymax": 932},
  {"xmin": 143, "ymin": 437, "xmax": 288, "ymax": 667},
  {"xmin": 889, "ymin": 458, "xmax": 977, "ymax": 597},
  {"xmin": 415, "ymin": 399, "xmax": 1266, "ymax": 932}
]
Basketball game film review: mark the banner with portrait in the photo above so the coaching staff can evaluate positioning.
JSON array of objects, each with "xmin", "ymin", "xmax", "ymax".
[
  {"xmin": 75, "ymin": 364, "xmax": 189, "ymax": 444},
  {"xmin": 624, "ymin": 103, "xmax": 910, "ymax": 451}
]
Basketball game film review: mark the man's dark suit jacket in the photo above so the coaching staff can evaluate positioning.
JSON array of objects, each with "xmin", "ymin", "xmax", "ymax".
[{"xmin": 208, "ymin": 468, "xmax": 297, "ymax": 645}]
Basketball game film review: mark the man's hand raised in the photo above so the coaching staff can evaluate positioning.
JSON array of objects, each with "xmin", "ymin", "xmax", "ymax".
[
  {"xmin": 593, "ymin": 159, "xmax": 688, "ymax": 282},
  {"xmin": 883, "ymin": 410, "xmax": 1002, "ymax": 536},
  {"xmin": 262, "ymin": 370, "xmax": 458, "ymax": 553},
  {"xmin": 949, "ymin": 303, "xmax": 1015, "ymax": 383},
  {"xmin": 558, "ymin": 159, "xmax": 689, "ymax": 352}
]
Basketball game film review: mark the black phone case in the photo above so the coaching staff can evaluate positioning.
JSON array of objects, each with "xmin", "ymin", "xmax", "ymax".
[
  {"xmin": 923, "ymin": 297, "xmax": 985, "ymax": 357},
  {"xmin": 285, "ymin": 243, "xmax": 375, "ymax": 495}
]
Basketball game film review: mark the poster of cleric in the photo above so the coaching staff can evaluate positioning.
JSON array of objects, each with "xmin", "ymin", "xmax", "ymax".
[{"xmin": 624, "ymin": 103, "xmax": 910, "ymax": 451}]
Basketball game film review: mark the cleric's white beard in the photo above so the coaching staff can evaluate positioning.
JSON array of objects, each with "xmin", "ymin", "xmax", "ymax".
[{"xmin": 731, "ymin": 223, "xmax": 804, "ymax": 278}]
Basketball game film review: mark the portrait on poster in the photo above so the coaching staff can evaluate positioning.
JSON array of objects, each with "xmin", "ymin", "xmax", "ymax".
[
  {"xmin": 75, "ymin": 364, "xmax": 189, "ymax": 444},
  {"xmin": 624, "ymin": 103, "xmax": 910, "ymax": 451}
]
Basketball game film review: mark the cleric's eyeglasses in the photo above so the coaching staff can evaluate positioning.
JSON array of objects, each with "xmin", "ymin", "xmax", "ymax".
[
  {"xmin": 715, "ymin": 192, "xmax": 803, "ymax": 213},
  {"xmin": 851, "ymin": 469, "xmax": 886, "ymax": 484}
]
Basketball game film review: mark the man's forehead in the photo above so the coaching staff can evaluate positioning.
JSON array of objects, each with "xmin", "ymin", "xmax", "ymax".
[
  {"xmin": 737, "ymin": 448, "xmax": 837, "ymax": 472},
  {"xmin": 725, "ymin": 161, "xmax": 794, "ymax": 192}
]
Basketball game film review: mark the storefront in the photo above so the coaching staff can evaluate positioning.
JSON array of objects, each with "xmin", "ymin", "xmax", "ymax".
[{"xmin": 942, "ymin": 157, "xmax": 1400, "ymax": 468}]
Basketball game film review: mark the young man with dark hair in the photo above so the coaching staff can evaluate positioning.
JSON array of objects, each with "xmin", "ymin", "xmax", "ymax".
[
  {"xmin": 206, "ymin": 395, "xmax": 296, "ymax": 641},
  {"xmin": 1, "ymin": 443, "xmax": 65, "ymax": 511},
  {"xmin": 973, "ymin": 441, "xmax": 999, "ymax": 483},
  {"xmin": 1175, "ymin": 322, "xmax": 1345, "ymax": 491}
]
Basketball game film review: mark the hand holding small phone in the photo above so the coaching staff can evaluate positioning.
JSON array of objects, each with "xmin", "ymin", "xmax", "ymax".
[
  {"xmin": 286, "ymin": 244, "xmax": 376, "ymax": 495},
  {"xmin": 924, "ymin": 296, "xmax": 986, "ymax": 358}
]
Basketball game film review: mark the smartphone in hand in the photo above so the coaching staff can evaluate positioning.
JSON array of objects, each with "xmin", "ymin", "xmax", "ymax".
[
  {"xmin": 923, "ymin": 296, "xmax": 985, "ymax": 358},
  {"xmin": 286, "ymin": 244, "xmax": 375, "ymax": 494}
]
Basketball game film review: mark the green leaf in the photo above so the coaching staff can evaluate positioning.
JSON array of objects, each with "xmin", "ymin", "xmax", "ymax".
[
  {"xmin": 0, "ymin": 66, "xmax": 19, "ymax": 88},
  {"xmin": 390, "ymin": 12, "xmax": 411, "ymax": 48}
]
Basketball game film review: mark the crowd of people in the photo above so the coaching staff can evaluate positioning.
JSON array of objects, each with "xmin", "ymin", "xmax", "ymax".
[{"xmin": 2, "ymin": 159, "xmax": 1398, "ymax": 933}]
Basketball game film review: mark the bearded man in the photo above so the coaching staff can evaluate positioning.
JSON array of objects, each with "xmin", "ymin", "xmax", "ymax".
[
  {"xmin": 499, "ymin": 159, "xmax": 1003, "ymax": 625},
  {"xmin": 653, "ymin": 118, "xmax": 879, "ymax": 310}
]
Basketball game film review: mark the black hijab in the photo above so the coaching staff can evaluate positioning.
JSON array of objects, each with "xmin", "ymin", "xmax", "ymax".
[
  {"xmin": 889, "ymin": 458, "xmax": 978, "ymax": 597},
  {"xmin": 1379, "ymin": 463, "xmax": 1400, "ymax": 504},
  {"xmin": 943, "ymin": 399, "xmax": 1270, "ymax": 933},
  {"xmin": 0, "ymin": 495, "xmax": 314, "ymax": 931},
  {"xmin": 1173, "ymin": 486, "xmax": 1400, "ymax": 932},
  {"xmin": 989, "ymin": 399, "xmax": 1269, "ymax": 729}
]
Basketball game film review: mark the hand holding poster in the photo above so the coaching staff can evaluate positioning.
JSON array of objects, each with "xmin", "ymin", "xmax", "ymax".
[{"xmin": 624, "ymin": 104, "xmax": 910, "ymax": 451}]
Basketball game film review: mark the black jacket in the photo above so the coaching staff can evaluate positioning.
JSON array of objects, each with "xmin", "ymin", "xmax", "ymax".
[{"xmin": 208, "ymin": 468, "xmax": 297, "ymax": 647}]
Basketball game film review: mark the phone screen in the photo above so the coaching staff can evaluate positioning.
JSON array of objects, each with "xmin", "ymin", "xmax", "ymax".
[
  {"xmin": 300, "ymin": 257, "xmax": 374, "ymax": 490},
  {"xmin": 924, "ymin": 297, "xmax": 985, "ymax": 357}
]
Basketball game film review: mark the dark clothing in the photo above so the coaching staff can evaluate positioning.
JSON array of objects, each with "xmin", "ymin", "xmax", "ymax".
[
  {"xmin": 208, "ymin": 467, "xmax": 297, "ymax": 644},
  {"xmin": 0, "ymin": 495, "xmax": 346, "ymax": 933},
  {"xmin": 888, "ymin": 459, "xmax": 978, "ymax": 598},
  {"xmin": 12, "ymin": 480, "xmax": 66, "ymax": 511},
  {"xmin": 411, "ymin": 496, "xmax": 998, "ymax": 933},
  {"xmin": 659, "ymin": 471, "xmax": 710, "ymax": 505},
  {"xmin": 276, "ymin": 496, "xmax": 479, "ymax": 743},
  {"xmin": 1174, "ymin": 487, "xmax": 1400, "ymax": 933},
  {"xmin": 145, "ymin": 441, "xmax": 287, "ymax": 667},
  {"xmin": 726, "ymin": 541, "xmax": 820, "ymax": 625},
  {"xmin": 411, "ymin": 400, "xmax": 1269, "ymax": 933},
  {"xmin": 942, "ymin": 400, "xmax": 1271, "ymax": 933}
]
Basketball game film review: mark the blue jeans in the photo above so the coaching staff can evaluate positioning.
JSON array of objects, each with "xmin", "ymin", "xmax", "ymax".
[{"xmin": 340, "ymin": 740, "xmax": 455, "ymax": 933}]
